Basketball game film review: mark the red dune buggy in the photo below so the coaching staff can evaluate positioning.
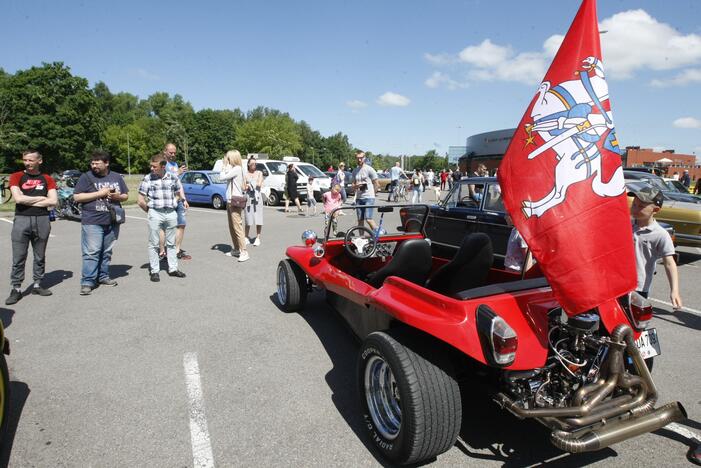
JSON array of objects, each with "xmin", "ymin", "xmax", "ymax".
[{"xmin": 276, "ymin": 204, "xmax": 685, "ymax": 465}]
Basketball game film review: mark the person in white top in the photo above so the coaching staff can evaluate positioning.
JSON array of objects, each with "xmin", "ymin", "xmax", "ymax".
[{"xmin": 219, "ymin": 150, "xmax": 249, "ymax": 262}]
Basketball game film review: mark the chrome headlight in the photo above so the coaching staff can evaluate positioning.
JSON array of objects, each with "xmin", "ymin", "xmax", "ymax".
[{"xmin": 302, "ymin": 230, "xmax": 317, "ymax": 246}]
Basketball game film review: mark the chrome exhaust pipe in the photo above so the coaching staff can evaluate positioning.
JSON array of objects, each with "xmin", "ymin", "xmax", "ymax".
[{"xmin": 551, "ymin": 401, "xmax": 687, "ymax": 453}]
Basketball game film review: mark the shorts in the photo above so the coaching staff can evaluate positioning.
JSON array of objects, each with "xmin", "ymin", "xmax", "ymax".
[
  {"xmin": 355, "ymin": 197, "xmax": 375, "ymax": 220},
  {"xmin": 176, "ymin": 200, "xmax": 187, "ymax": 226}
]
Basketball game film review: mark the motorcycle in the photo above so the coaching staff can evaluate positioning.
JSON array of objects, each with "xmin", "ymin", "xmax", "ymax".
[{"xmin": 56, "ymin": 176, "xmax": 82, "ymax": 220}]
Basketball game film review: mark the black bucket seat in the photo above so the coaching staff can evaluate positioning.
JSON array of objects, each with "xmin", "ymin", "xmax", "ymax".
[
  {"xmin": 366, "ymin": 239, "xmax": 432, "ymax": 288},
  {"xmin": 425, "ymin": 233, "xmax": 493, "ymax": 296}
]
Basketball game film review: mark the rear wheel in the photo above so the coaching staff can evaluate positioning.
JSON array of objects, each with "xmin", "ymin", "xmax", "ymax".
[
  {"xmin": 358, "ymin": 331, "xmax": 461, "ymax": 465},
  {"xmin": 276, "ymin": 260, "xmax": 307, "ymax": 311},
  {"xmin": 212, "ymin": 194, "xmax": 224, "ymax": 210}
]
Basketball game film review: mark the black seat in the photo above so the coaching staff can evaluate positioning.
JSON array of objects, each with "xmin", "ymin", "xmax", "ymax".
[
  {"xmin": 425, "ymin": 233, "xmax": 493, "ymax": 296},
  {"xmin": 366, "ymin": 239, "xmax": 432, "ymax": 288}
]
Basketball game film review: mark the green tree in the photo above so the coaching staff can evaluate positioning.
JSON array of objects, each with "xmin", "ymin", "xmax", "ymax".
[
  {"xmin": 188, "ymin": 109, "xmax": 244, "ymax": 169},
  {"xmin": 235, "ymin": 113, "xmax": 302, "ymax": 157},
  {"xmin": 0, "ymin": 62, "xmax": 103, "ymax": 172}
]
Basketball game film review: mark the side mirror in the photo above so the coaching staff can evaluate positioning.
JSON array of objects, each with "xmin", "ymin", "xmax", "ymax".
[{"xmin": 262, "ymin": 169, "xmax": 269, "ymax": 177}]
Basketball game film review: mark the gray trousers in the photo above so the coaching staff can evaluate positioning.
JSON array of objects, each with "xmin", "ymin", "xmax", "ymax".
[
  {"xmin": 148, "ymin": 208, "xmax": 178, "ymax": 273},
  {"xmin": 10, "ymin": 215, "xmax": 51, "ymax": 288}
]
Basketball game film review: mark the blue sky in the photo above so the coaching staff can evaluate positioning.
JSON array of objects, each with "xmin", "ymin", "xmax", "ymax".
[{"xmin": 2, "ymin": 0, "xmax": 701, "ymax": 158}]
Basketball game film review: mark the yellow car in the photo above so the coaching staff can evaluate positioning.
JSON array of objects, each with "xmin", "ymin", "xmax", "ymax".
[{"xmin": 627, "ymin": 181, "xmax": 701, "ymax": 247}]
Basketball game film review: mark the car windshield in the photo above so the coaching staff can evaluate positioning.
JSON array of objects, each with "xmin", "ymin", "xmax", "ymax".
[
  {"xmin": 267, "ymin": 162, "xmax": 288, "ymax": 175},
  {"xmin": 297, "ymin": 164, "xmax": 326, "ymax": 178},
  {"xmin": 638, "ymin": 176, "xmax": 668, "ymax": 191},
  {"xmin": 323, "ymin": 204, "xmax": 429, "ymax": 241},
  {"xmin": 665, "ymin": 179, "xmax": 689, "ymax": 193}
]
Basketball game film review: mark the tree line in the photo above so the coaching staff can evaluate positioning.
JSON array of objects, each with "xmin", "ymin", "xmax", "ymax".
[{"xmin": 0, "ymin": 62, "xmax": 448, "ymax": 174}]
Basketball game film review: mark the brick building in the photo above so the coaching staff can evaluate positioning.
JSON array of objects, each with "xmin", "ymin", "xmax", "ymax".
[{"xmin": 625, "ymin": 147, "xmax": 701, "ymax": 182}]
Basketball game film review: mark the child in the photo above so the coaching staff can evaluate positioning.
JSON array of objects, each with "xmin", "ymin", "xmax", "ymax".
[
  {"xmin": 323, "ymin": 183, "xmax": 343, "ymax": 236},
  {"xmin": 504, "ymin": 213, "xmax": 534, "ymax": 273},
  {"xmin": 306, "ymin": 176, "xmax": 318, "ymax": 216},
  {"xmin": 629, "ymin": 186, "xmax": 682, "ymax": 308}
]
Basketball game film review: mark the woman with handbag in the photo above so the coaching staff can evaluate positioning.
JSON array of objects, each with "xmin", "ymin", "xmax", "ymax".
[
  {"xmin": 244, "ymin": 157, "xmax": 264, "ymax": 246},
  {"xmin": 220, "ymin": 150, "xmax": 249, "ymax": 262}
]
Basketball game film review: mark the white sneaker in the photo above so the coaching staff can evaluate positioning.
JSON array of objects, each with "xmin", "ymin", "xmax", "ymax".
[
  {"xmin": 225, "ymin": 249, "xmax": 240, "ymax": 257},
  {"xmin": 253, "ymin": 237, "xmax": 261, "ymax": 246},
  {"xmin": 238, "ymin": 251, "xmax": 250, "ymax": 262},
  {"xmin": 245, "ymin": 238, "xmax": 250, "ymax": 246}
]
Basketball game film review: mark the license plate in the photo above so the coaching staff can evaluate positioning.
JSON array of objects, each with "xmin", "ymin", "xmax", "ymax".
[{"xmin": 634, "ymin": 328, "xmax": 661, "ymax": 359}]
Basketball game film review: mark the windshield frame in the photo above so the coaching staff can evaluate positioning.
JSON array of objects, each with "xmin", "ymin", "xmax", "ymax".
[{"xmin": 297, "ymin": 164, "xmax": 327, "ymax": 178}]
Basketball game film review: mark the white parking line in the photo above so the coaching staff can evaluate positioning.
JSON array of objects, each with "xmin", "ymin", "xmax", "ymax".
[
  {"xmin": 183, "ymin": 352, "xmax": 215, "ymax": 468},
  {"xmin": 125, "ymin": 215, "xmax": 147, "ymax": 221},
  {"xmin": 650, "ymin": 297, "xmax": 701, "ymax": 316},
  {"xmin": 187, "ymin": 207, "xmax": 224, "ymax": 214}
]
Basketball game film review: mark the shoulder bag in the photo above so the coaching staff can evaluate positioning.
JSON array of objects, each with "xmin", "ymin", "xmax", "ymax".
[
  {"xmin": 229, "ymin": 166, "xmax": 248, "ymax": 209},
  {"xmin": 87, "ymin": 172, "xmax": 125, "ymax": 224}
]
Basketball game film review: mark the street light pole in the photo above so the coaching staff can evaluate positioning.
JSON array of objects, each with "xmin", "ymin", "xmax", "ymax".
[{"xmin": 127, "ymin": 131, "xmax": 131, "ymax": 175}]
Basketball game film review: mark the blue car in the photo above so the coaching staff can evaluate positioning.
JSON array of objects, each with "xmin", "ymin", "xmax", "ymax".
[{"xmin": 180, "ymin": 171, "xmax": 228, "ymax": 209}]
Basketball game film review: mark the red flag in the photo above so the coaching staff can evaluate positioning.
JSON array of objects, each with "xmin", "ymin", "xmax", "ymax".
[{"xmin": 497, "ymin": 0, "xmax": 636, "ymax": 314}]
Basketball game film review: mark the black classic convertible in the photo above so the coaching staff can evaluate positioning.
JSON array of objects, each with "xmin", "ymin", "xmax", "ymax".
[{"xmin": 402, "ymin": 176, "xmax": 674, "ymax": 263}]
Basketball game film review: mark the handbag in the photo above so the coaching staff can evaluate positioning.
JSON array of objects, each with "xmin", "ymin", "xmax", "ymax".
[
  {"xmin": 229, "ymin": 167, "xmax": 248, "ymax": 209},
  {"xmin": 109, "ymin": 205, "xmax": 126, "ymax": 224}
]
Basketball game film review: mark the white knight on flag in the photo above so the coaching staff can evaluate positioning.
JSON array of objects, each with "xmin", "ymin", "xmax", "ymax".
[{"xmin": 521, "ymin": 57, "xmax": 625, "ymax": 218}]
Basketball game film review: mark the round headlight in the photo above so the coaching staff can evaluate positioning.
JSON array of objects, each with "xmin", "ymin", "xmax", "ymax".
[{"xmin": 302, "ymin": 230, "xmax": 317, "ymax": 246}]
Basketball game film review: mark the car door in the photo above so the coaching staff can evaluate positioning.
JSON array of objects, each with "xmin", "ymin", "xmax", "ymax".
[
  {"xmin": 180, "ymin": 172, "xmax": 195, "ymax": 203},
  {"xmin": 427, "ymin": 180, "xmax": 481, "ymax": 250},
  {"xmin": 478, "ymin": 182, "xmax": 511, "ymax": 259},
  {"xmin": 190, "ymin": 172, "xmax": 211, "ymax": 203}
]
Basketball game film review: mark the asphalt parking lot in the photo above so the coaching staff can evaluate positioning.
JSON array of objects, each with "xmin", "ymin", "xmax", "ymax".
[{"xmin": 0, "ymin": 201, "xmax": 699, "ymax": 467}]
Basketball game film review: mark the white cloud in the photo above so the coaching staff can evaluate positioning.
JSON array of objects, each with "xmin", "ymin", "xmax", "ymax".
[
  {"xmin": 133, "ymin": 68, "xmax": 160, "ymax": 80},
  {"xmin": 423, "ymin": 52, "xmax": 454, "ymax": 66},
  {"xmin": 458, "ymin": 39, "xmax": 513, "ymax": 68},
  {"xmin": 423, "ymin": 9, "xmax": 701, "ymax": 86},
  {"xmin": 424, "ymin": 71, "xmax": 466, "ymax": 90},
  {"xmin": 600, "ymin": 10, "xmax": 701, "ymax": 79},
  {"xmin": 650, "ymin": 68, "xmax": 701, "ymax": 87},
  {"xmin": 673, "ymin": 117, "xmax": 701, "ymax": 129},
  {"xmin": 345, "ymin": 100, "xmax": 368, "ymax": 109},
  {"xmin": 377, "ymin": 92, "xmax": 411, "ymax": 107}
]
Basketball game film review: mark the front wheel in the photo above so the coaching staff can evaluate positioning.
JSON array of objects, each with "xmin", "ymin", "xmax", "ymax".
[
  {"xmin": 276, "ymin": 260, "xmax": 307, "ymax": 312},
  {"xmin": 212, "ymin": 194, "xmax": 224, "ymax": 210},
  {"xmin": 268, "ymin": 190, "xmax": 281, "ymax": 206},
  {"xmin": 0, "ymin": 353, "xmax": 10, "ymax": 441},
  {"xmin": 358, "ymin": 331, "xmax": 461, "ymax": 465}
]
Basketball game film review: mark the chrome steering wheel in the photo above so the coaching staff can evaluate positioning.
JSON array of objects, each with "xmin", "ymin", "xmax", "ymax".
[{"xmin": 344, "ymin": 226, "xmax": 377, "ymax": 259}]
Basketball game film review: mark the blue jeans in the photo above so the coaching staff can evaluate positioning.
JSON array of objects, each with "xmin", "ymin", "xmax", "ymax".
[
  {"xmin": 355, "ymin": 197, "xmax": 375, "ymax": 220},
  {"xmin": 81, "ymin": 223, "xmax": 120, "ymax": 287}
]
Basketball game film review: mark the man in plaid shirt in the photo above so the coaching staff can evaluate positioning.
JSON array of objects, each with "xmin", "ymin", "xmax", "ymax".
[{"xmin": 137, "ymin": 153, "xmax": 187, "ymax": 282}]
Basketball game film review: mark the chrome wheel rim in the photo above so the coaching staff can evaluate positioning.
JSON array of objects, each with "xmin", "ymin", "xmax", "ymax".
[
  {"xmin": 364, "ymin": 355, "xmax": 401, "ymax": 440},
  {"xmin": 213, "ymin": 196, "xmax": 222, "ymax": 209},
  {"xmin": 277, "ymin": 265, "xmax": 288, "ymax": 304}
]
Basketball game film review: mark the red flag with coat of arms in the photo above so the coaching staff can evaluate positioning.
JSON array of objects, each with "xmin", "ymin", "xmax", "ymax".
[{"xmin": 497, "ymin": 0, "xmax": 636, "ymax": 313}]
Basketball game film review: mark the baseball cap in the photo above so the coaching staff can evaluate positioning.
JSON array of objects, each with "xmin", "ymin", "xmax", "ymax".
[{"xmin": 627, "ymin": 185, "xmax": 663, "ymax": 207}]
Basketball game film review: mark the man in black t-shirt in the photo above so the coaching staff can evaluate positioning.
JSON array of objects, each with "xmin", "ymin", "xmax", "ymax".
[
  {"xmin": 73, "ymin": 151, "xmax": 129, "ymax": 295},
  {"xmin": 6, "ymin": 151, "xmax": 58, "ymax": 305}
]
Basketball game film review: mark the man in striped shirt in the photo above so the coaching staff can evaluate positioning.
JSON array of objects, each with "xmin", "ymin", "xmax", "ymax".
[{"xmin": 137, "ymin": 153, "xmax": 187, "ymax": 282}]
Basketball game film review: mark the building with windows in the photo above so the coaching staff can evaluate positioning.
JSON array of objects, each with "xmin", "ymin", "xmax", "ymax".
[
  {"xmin": 625, "ymin": 147, "xmax": 700, "ymax": 182},
  {"xmin": 457, "ymin": 128, "xmax": 515, "ymax": 174}
]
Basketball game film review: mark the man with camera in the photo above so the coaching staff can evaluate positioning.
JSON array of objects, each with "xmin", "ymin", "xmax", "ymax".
[
  {"xmin": 351, "ymin": 150, "xmax": 379, "ymax": 230},
  {"xmin": 73, "ymin": 151, "xmax": 129, "ymax": 295}
]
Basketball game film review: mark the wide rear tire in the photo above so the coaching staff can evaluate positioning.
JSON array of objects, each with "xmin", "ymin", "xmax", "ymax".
[
  {"xmin": 358, "ymin": 331, "xmax": 461, "ymax": 465},
  {"xmin": 212, "ymin": 194, "xmax": 224, "ymax": 210},
  {"xmin": 268, "ymin": 190, "xmax": 281, "ymax": 206},
  {"xmin": 0, "ymin": 353, "xmax": 10, "ymax": 441},
  {"xmin": 276, "ymin": 260, "xmax": 307, "ymax": 312}
]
